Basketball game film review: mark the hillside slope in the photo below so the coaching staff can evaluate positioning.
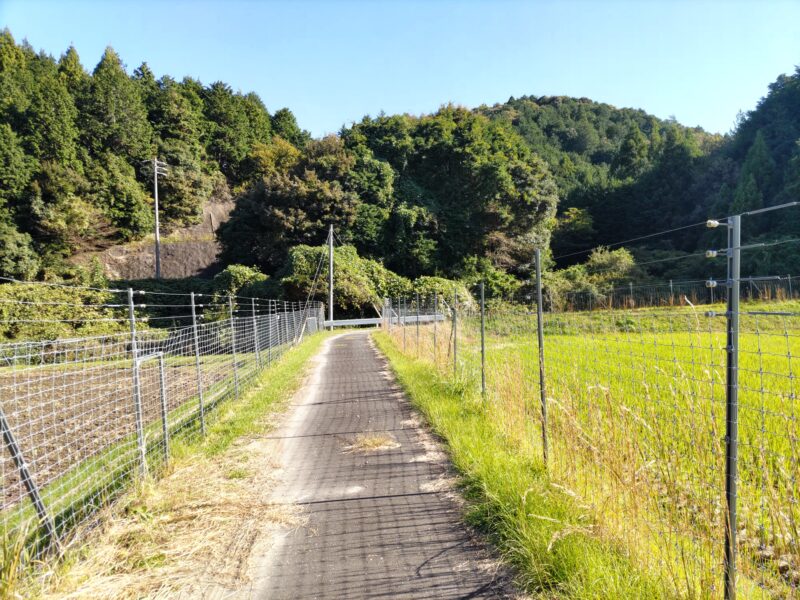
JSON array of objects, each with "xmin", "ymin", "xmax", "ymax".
[{"xmin": 71, "ymin": 197, "xmax": 234, "ymax": 279}]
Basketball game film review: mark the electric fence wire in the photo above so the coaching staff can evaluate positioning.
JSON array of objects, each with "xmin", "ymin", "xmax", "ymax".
[
  {"xmin": 0, "ymin": 275, "xmax": 325, "ymax": 557},
  {"xmin": 385, "ymin": 261, "xmax": 799, "ymax": 597},
  {"xmin": 552, "ymin": 201, "xmax": 800, "ymax": 263}
]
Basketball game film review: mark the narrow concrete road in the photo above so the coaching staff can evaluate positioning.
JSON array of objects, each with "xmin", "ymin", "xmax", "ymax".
[{"xmin": 252, "ymin": 332, "xmax": 513, "ymax": 599}]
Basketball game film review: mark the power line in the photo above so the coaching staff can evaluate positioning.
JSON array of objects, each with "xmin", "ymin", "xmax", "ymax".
[
  {"xmin": 553, "ymin": 220, "xmax": 709, "ymax": 261},
  {"xmin": 553, "ymin": 201, "xmax": 800, "ymax": 263}
]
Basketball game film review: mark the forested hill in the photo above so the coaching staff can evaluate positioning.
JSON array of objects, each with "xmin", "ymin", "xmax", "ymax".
[
  {"xmin": 483, "ymin": 85, "xmax": 800, "ymax": 278},
  {"xmin": 1, "ymin": 28, "xmax": 798, "ymax": 299},
  {"xmin": 0, "ymin": 30, "xmax": 310, "ymax": 279}
]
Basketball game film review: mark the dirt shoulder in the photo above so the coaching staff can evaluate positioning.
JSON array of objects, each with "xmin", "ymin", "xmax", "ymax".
[{"xmin": 21, "ymin": 334, "xmax": 332, "ymax": 600}]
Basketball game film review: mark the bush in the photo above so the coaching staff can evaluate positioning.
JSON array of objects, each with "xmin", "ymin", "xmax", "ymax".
[
  {"xmin": 279, "ymin": 244, "xmax": 412, "ymax": 315},
  {"xmin": 0, "ymin": 223, "xmax": 40, "ymax": 280},
  {"xmin": 0, "ymin": 283, "xmax": 127, "ymax": 342},
  {"xmin": 412, "ymin": 276, "xmax": 475, "ymax": 310},
  {"xmin": 212, "ymin": 264, "xmax": 269, "ymax": 297},
  {"xmin": 457, "ymin": 255, "xmax": 522, "ymax": 300}
]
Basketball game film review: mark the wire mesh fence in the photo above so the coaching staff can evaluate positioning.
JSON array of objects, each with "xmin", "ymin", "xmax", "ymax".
[
  {"xmin": 383, "ymin": 278, "xmax": 800, "ymax": 597},
  {"xmin": 0, "ymin": 284, "xmax": 324, "ymax": 556},
  {"xmin": 546, "ymin": 274, "xmax": 798, "ymax": 312}
]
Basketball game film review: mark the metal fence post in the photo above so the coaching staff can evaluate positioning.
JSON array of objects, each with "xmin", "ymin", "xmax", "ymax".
[
  {"xmin": 480, "ymin": 281, "xmax": 486, "ymax": 399},
  {"xmin": 252, "ymin": 298, "xmax": 261, "ymax": 369},
  {"xmin": 190, "ymin": 292, "xmax": 206, "ymax": 436},
  {"xmin": 290, "ymin": 301, "xmax": 295, "ymax": 343},
  {"xmin": 724, "ymin": 214, "xmax": 741, "ymax": 600},
  {"xmin": 268, "ymin": 300, "xmax": 273, "ymax": 365},
  {"xmin": 402, "ymin": 297, "xmax": 407, "ymax": 352},
  {"xmin": 416, "ymin": 291, "xmax": 420, "ymax": 356},
  {"xmin": 228, "ymin": 295, "xmax": 239, "ymax": 399},
  {"xmin": 788, "ymin": 274, "xmax": 793, "ymax": 298},
  {"xmin": 283, "ymin": 301, "xmax": 290, "ymax": 347},
  {"xmin": 0, "ymin": 406, "xmax": 58, "ymax": 544},
  {"xmin": 453, "ymin": 288, "xmax": 458, "ymax": 378},
  {"xmin": 157, "ymin": 353, "xmax": 169, "ymax": 464},
  {"xmin": 127, "ymin": 288, "xmax": 147, "ymax": 474},
  {"xmin": 433, "ymin": 291, "xmax": 438, "ymax": 365},
  {"xmin": 535, "ymin": 249, "xmax": 548, "ymax": 465}
]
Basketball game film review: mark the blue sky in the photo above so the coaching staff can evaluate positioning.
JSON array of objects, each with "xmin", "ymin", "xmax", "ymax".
[{"xmin": 2, "ymin": 0, "xmax": 798, "ymax": 137}]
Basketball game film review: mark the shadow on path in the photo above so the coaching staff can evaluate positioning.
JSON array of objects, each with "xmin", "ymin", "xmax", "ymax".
[{"xmin": 251, "ymin": 332, "xmax": 514, "ymax": 599}]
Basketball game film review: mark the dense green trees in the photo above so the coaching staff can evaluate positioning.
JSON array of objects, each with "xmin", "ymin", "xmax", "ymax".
[
  {"xmin": 484, "ymin": 76, "xmax": 800, "ymax": 279},
  {"xmin": 219, "ymin": 107, "xmax": 559, "ymax": 282},
  {"xmin": 1, "ymin": 27, "xmax": 798, "ymax": 301},
  {"xmin": 0, "ymin": 30, "xmax": 307, "ymax": 275}
]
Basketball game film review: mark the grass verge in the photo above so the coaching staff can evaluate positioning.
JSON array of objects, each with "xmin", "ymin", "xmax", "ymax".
[
  {"xmin": 4, "ymin": 331, "xmax": 331, "ymax": 599},
  {"xmin": 373, "ymin": 331, "xmax": 670, "ymax": 599}
]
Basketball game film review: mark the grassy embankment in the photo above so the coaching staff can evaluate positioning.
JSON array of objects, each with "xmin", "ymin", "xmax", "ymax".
[
  {"xmin": 375, "ymin": 300, "xmax": 800, "ymax": 598},
  {"xmin": 375, "ymin": 331, "xmax": 668, "ymax": 598}
]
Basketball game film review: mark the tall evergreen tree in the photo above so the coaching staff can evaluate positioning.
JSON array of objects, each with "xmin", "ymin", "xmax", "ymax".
[
  {"xmin": 25, "ymin": 55, "xmax": 79, "ymax": 166},
  {"xmin": 82, "ymin": 47, "xmax": 152, "ymax": 160}
]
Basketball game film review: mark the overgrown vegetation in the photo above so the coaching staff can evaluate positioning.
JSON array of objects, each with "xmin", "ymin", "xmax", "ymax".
[
  {"xmin": 483, "ymin": 87, "xmax": 800, "ymax": 278},
  {"xmin": 0, "ymin": 29, "xmax": 307, "ymax": 275},
  {"xmin": 378, "ymin": 299, "xmax": 800, "ymax": 597},
  {"xmin": 374, "ymin": 331, "xmax": 667, "ymax": 598}
]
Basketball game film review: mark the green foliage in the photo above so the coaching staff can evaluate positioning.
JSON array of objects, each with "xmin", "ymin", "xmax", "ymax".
[
  {"xmin": 82, "ymin": 48, "xmax": 152, "ymax": 160},
  {"xmin": 346, "ymin": 106, "xmax": 559, "ymax": 276},
  {"xmin": 0, "ymin": 32, "xmax": 300, "ymax": 271},
  {"xmin": 28, "ymin": 160, "xmax": 101, "ymax": 252},
  {"xmin": 222, "ymin": 106, "xmax": 559, "ymax": 283},
  {"xmin": 87, "ymin": 152, "xmax": 152, "ymax": 239},
  {"xmin": 549, "ymin": 207, "xmax": 595, "ymax": 262},
  {"xmin": 412, "ymin": 276, "xmax": 475, "ymax": 310},
  {"xmin": 457, "ymin": 255, "xmax": 522, "ymax": 299},
  {"xmin": 212, "ymin": 264, "xmax": 270, "ymax": 298},
  {"xmin": 0, "ymin": 283, "xmax": 127, "ymax": 341},
  {"xmin": 0, "ymin": 222, "xmax": 40, "ymax": 279},
  {"xmin": 611, "ymin": 126, "xmax": 649, "ymax": 179},
  {"xmin": 0, "ymin": 123, "xmax": 36, "ymax": 210},
  {"xmin": 270, "ymin": 108, "xmax": 309, "ymax": 148},
  {"xmin": 545, "ymin": 247, "xmax": 637, "ymax": 309},
  {"xmin": 489, "ymin": 72, "xmax": 800, "ymax": 278},
  {"xmin": 2, "ymin": 28, "xmax": 800, "ymax": 288},
  {"xmin": 279, "ymin": 244, "xmax": 410, "ymax": 314},
  {"xmin": 220, "ymin": 137, "xmax": 361, "ymax": 272}
]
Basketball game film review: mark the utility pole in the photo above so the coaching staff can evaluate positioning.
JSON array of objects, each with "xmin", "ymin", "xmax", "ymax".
[
  {"xmin": 147, "ymin": 158, "xmax": 168, "ymax": 279},
  {"xmin": 328, "ymin": 224, "xmax": 334, "ymax": 331}
]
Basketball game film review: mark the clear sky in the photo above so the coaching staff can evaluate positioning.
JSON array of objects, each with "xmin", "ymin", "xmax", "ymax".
[{"xmin": 2, "ymin": 0, "xmax": 798, "ymax": 137}]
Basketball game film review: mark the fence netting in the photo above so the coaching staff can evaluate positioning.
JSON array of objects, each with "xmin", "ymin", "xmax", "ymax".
[
  {"xmin": 0, "ymin": 287, "xmax": 324, "ymax": 554},
  {"xmin": 384, "ymin": 286, "xmax": 799, "ymax": 598}
]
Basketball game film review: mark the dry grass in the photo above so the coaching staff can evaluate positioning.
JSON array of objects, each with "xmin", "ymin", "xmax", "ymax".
[
  {"xmin": 26, "ymin": 437, "xmax": 304, "ymax": 600},
  {"xmin": 342, "ymin": 432, "xmax": 400, "ymax": 453},
  {"xmin": 385, "ymin": 311, "xmax": 800, "ymax": 597}
]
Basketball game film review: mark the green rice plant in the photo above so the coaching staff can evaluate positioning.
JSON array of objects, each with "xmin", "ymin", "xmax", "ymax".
[{"xmin": 381, "ymin": 299, "xmax": 800, "ymax": 598}]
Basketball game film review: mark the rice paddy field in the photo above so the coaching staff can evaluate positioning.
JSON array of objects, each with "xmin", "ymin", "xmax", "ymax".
[{"xmin": 384, "ymin": 299, "xmax": 800, "ymax": 598}]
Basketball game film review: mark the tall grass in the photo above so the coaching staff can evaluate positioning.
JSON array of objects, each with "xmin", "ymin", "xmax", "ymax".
[
  {"xmin": 380, "ymin": 301, "xmax": 800, "ymax": 598},
  {"xmin": 375, "ymin": 332, "xmax": 669, "ymax": 599}
]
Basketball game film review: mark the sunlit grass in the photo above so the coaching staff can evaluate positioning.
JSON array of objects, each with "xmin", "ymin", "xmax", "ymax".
[{"xmin": 380, "ymin": 300, "xmax": 800, "ymax": 598}]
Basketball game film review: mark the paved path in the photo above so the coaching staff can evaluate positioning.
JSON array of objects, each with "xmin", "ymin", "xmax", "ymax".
[{"xmin": 252, "ymin": 332, "xmax": 513, "ymax": 599}]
